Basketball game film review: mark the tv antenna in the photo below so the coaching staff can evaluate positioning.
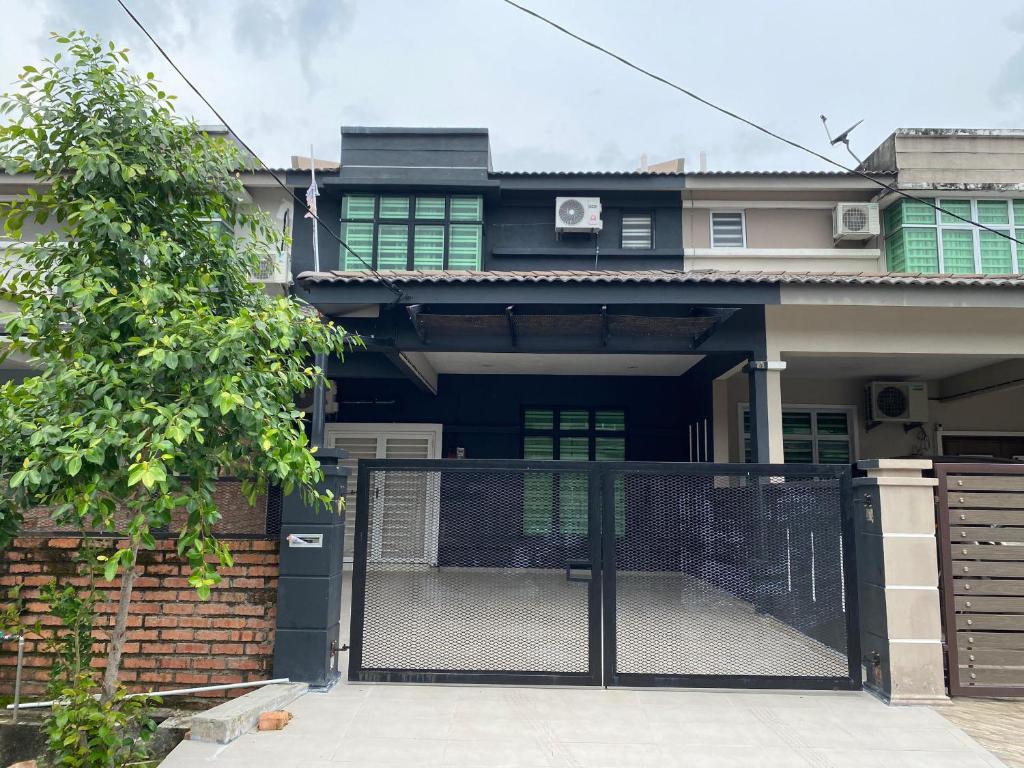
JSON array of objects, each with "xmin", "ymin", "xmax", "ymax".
[{"xmin": 821, "ymin": 115, "xmax": 864, "ymax": 165}]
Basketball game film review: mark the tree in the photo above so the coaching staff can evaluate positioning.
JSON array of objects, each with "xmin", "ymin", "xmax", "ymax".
[{"xmin": 0, "ymin": 31, "xmax": 354, "ymax": 701}]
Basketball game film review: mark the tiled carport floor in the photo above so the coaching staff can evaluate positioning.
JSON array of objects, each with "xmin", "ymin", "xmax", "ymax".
[{"xmin": 162, "ymin": 682, "xmax": 1008, "ymax": 768}]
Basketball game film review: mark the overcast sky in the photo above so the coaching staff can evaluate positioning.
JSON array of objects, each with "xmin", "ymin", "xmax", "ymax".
[{"xmin": 3, "ymin": 0, "xmax": 1024, "ymax": 172}]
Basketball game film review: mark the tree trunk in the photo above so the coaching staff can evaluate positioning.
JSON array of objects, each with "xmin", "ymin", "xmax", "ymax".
[{"xmin": 101, "ymin": 538, "xmax": 141, "ymax": 702}]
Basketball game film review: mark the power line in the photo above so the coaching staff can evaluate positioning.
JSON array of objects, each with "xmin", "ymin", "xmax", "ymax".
[
  {"xmin": 114, "ymin": 0, "xmax": 404, "ymax": 297},
  {"xmin": 502, "ymin": 0, "xmax": 1024, "ymax": 249}
]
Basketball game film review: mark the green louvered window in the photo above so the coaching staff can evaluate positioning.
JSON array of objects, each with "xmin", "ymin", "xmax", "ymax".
[
  {"xmin": 340, "ymin": 222, "xmax": 374, "ymax": 270},
  {"xmin": 450, "ymin": 195, "xmax": 483, "ymax": 221},
  {"xmin": 884, "ymin": 197, "xmax": 1021, "ymax": 274},
  {"xmin": 942, "ymin": 229, "xmax": 975, "ymax": 274},
  {"xmin": 379, "ymin": 197, "xmax": 410, "ymax": 219},
  {"xmin": 980, "ymin": 230, "xmax": 1013, "ymax": 273},
  {"xmin": 341, "ymin": 195, "xmax": 375, "ymax": 220},
  {"xmin": 448, "ymin": 224, "xmax": 482, "ymax": 270},
  {"xmin": 939, "ymin": 200, "xmax": 971, "ymax": 225},
  {"xmin": 376, "ymin": 224, "xmax": 408, "ymax": 270},
  {"xmin": 415, "ymin": 197, "xmax": 446, "ymax": 219},
  {"xmin": 413, "ymin": 225, "xmax": 445, "ymax": 271},
  {"xmin": 743, "ymin": 407, "xmax": 852, "ymax": 464},
  {"xmin": 340, "ymin": 194, "xmax": 484, "ymax": 270},
  {"xmin": 521, "ymin": 407, "xmax": 626, "ymax": 535},
  {"xmin": 977, "ymin": 200, "xmax": 1010, "ymax": 226}
]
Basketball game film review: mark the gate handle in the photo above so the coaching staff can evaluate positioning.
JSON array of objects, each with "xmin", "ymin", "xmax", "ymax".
[{"xmin": 565, "ymin": 559, "xmax": 592, "ymax": 582}]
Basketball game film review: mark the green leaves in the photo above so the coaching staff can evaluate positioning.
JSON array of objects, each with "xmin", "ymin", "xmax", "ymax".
[
  {"xmin": 0, "ymin": 29, "xmax": 356, "ymax": 631},
  {"xmin": 126, "ymin": 460, "xmax": 166, "ymax": 490}
]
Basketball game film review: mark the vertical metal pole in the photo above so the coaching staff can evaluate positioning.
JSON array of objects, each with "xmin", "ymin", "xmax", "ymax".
[
  {"xmin": 13, "ymin": 635, "xmax": 24, "ymax": 724},
  {"xmin": 311, "ymin": 352, "xmax": 327, "ymax": 450},
  {"xmin": 309, "ymin": 144, "xmax": 320, "ymax": 273}
]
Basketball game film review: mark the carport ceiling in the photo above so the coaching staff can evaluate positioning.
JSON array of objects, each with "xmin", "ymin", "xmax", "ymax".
[
  {"xmin": 424, "ymin": 352, "xmax": 703, "ymax": 377},
  {"xmin": 782, "ymin": 353, "xmax": 1008, "ymax": 380}
]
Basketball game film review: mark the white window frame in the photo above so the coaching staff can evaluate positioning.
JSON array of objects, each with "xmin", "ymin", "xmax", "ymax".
[
  {"xmin": 889, "ymin": 197, "xmax": 1019, "ymax": 274},
  {"xmin": 324, "ymin": 422, "xmax": 443, "ymax": 564},
  {"xmin": 738, "ymin": 403, "xmax": 857, "ymax": 464},
  {"xmin": 710, "ymin": 210, "xmax": 747, "ymax": 248}
]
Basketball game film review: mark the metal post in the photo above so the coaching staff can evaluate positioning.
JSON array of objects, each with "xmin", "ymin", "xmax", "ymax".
[
  {"xmin": 13, "ymin": 635, "xmax": 24, "ymax": 724},
  {"xmin": 311, "ymin": 352, "xmax": 327, "ymax": 450}
]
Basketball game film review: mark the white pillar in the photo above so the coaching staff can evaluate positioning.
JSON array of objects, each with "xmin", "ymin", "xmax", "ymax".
[{"xmin": 853, "ymin": 459, "xmax": 947, "ymax": 704}]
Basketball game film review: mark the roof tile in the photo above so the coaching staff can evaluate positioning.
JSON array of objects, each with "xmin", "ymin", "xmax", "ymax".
[{"xmin": 297, "ymin": 269, "xmax": 1024, "ymax": 288}]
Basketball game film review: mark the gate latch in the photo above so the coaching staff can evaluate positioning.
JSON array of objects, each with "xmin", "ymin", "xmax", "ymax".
[{"xmin": 565, "ymin": 559, "xmax": 592, "ymax": 582}]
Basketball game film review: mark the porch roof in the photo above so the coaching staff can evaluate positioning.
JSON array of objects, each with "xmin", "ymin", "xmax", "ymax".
[{"xmin": 298, "ymin": 268, "xmax": 1024, "ymax": 289}]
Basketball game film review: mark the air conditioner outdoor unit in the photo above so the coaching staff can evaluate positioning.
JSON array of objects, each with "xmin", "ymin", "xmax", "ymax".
[
  {"xmin": 555, "ymin": 196, "xmax": 603, "ymax": 234},
  {"xmin": 866, "ymin": 381, "xmax": 928, "ymax": 423},
  {"xmin": 833, "ymin": 202, "xmax": 880, "ymax": 241},
  {"xmin": 252, "ymin": 251, "xmax": 291, "ymax": 285},
  {"xmin": 297, "ymin": 381, "xmax": 339, "ymax": 415}
]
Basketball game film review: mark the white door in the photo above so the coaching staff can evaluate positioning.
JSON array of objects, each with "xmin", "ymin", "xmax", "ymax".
[{"xmin": 326, "ymin": 423, "xmax": 442, "ymax": 563}]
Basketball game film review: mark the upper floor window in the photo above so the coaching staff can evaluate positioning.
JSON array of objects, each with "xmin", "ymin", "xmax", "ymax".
[
  {"xmin": 339, "ymin": 194, "xmax": 483, "ymax": 271},
  {"xmin": 884, "ymin": 198, "xmax": 1022, "ymax": 274},
  {"xmin": 711, "ymin": 211, "xmax": 746, "ymax": 248},
  {"xmin": 621, "ymin": 212, "xmax": 654, "ymax": 249}
]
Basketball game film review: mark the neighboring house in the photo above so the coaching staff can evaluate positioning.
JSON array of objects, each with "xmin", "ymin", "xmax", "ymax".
[{"xmin": 0, "ymin": 125, "xmax": 298, "ymax": 384}]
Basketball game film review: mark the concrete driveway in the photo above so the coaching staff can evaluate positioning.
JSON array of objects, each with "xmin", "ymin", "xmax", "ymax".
[{"xmin": 161, "ymin": 682, "xmax": 1007, "ymax": 768}]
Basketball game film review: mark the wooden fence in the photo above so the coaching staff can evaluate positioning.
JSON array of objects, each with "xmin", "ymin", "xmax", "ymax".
[{"xmin": 937, "ymin": 463, "xmax": 1024, "ymax": 697}]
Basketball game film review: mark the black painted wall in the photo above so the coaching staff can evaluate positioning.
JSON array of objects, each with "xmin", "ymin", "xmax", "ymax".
[
  {"xmin": 289, "ymin": 127, "xmax": 686, "ymax": 276},
  {"xmin": 329, "ymin": 371, "xmax": 697, "ymax": 461},
  {"xmin": 486, "ymin": 189, "xmax": 683, "ymax": 271}
]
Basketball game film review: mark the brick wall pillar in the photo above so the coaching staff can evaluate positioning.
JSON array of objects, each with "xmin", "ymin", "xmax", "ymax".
[
  {"xmin": 273, "ymin": 449, "xmax": 348, "ymax": 688},
  {"xmin": 853, "ymin": 459, "xmax": 947, "ymax": 704}
]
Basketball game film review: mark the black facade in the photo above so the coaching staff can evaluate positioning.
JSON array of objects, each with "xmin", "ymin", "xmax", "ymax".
[
  {"xmin": 275, "ymin": 127, "xmax": 798, "ymax": 689},
  {"xmin": 291, "ymin": 126, "xmax": 777, "ymax": 464},
  {"xmin": 290, "ymin": 127, "xmax": 685, "ymax": 276}
]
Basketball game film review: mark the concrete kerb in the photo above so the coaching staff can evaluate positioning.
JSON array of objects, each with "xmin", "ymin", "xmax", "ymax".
[{"xmin": 189, "ymin": 682, "xmax": 309, "ymax": 744}]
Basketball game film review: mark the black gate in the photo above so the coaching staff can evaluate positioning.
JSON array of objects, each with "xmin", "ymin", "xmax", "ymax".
[{"xmin": 348, "ymin": 460, "xmax": 859, "ymax": 690}]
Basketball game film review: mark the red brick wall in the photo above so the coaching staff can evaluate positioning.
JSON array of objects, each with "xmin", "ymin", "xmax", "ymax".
[{"xmin": 0, "ymin": 536, "xmax": 279, "ymax": 702}]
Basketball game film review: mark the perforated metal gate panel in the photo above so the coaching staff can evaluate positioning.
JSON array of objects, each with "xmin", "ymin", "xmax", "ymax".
[
  {"xmin": 603, "ymin": 468, "xmax": 855, "ymax": 687},
  {"xmin": 350, "ymin": 463, "xmax": 600, "ymax": 684},
  {"xmin": 348, "ymin": 460, "xmax": 858, "ymax": 689}
]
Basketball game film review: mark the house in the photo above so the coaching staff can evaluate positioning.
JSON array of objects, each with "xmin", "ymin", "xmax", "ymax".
[
  {"xmin": 282, "ymin": 126, "xmax": 1024, "ymax": 697},
  {"xmin": 4, "ymin": 124, "xmax": 1022, "ymax": 701}
]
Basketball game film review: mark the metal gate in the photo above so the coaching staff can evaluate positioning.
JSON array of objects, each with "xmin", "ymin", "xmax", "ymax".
[
  {"xmin": 348, "ymin": 460, "xmax": 859, "ymax": 690},
  {"xmin": 937, "ymin": 463, "xmax": 1024, "ymax": 697}
]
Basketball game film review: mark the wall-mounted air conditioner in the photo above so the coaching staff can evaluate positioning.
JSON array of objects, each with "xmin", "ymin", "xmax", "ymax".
[
  {"xmin": 555, "ymin": 197, "xmax": 603, "ymax": 234},
  {"xmin": 866, "ymin": 381, "xmax": 928, "ymax": 423},
  {"xmin": 833, "ymin": 202, "xmax": 880, "ymax": 241},
  {"xmin": 252, "ymin": 251, "xmax": 291, "ymax": 285}
]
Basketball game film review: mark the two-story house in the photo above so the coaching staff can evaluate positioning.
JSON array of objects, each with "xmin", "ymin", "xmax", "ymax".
[{"xmin": 285, "ymin": 126, "xmax": 1024, "ymax": 693}]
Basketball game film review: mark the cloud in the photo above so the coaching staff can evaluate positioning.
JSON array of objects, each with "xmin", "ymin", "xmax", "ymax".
[
  {"xmin": 993, "ymin": 8, "xmax": 1024, "ymax": 113},
  {"xmin": 228, "ymin": 0, "xmax": 355, "ymax": 87}
]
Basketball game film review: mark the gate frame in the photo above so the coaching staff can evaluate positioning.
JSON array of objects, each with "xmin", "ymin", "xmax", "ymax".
[
  {"xmin": 599, "ymin": 462, "xmax": 861, "ymax": 691},
  {"xmin": 348, "ymin": 459, "xmax": 860, "ymax": 690},
  {"xmin": 348, "ymin": 459, "xmax": 605, "ymax": 686},
  {"xmin": 936, "ymin": 462, "xmax": 1024, "ymax": 698}
]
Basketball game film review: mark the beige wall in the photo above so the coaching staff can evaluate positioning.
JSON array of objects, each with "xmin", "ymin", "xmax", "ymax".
[
  {"xmin": 682, "ymin": 204, "xmax": 882, "ymax": 272},
  {"xmin": 714, "ymin": 371, "xmax": 1024, "ymax": 463},
  {"xmin": 766, "ymin": 305, "xmax": 1024, "ymax": 358},
  {"xmin": 712, "ymin": 304, "xmax": 1024, "ymax": 462},
  {"xmin": 894, "ymin": 134, "xmax": 1024, "ymax": 186}
]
